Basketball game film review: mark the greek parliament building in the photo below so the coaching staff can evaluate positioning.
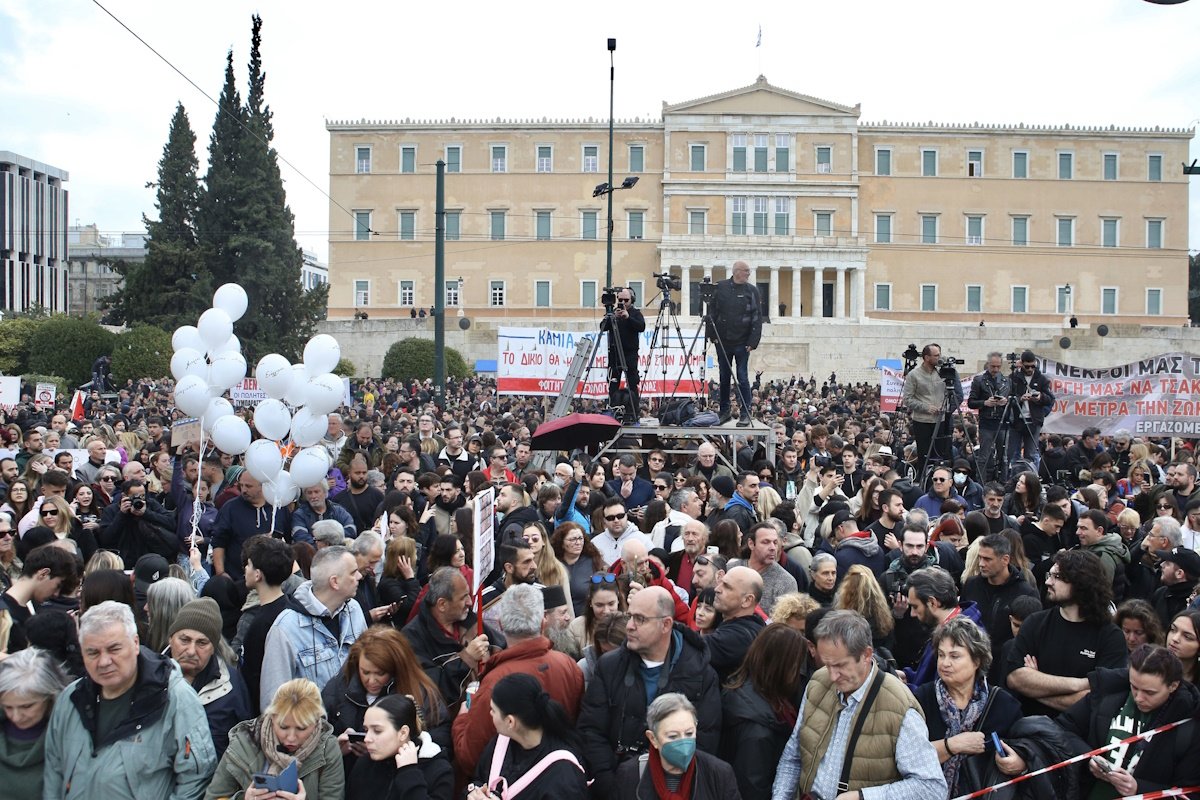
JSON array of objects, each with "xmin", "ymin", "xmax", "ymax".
[{"xmin": 325, "ymin": 77, "xmax": 1191, "ymax": 325}]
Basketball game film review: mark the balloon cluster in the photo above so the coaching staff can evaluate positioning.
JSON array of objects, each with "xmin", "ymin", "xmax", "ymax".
[{"xmin": 169, "ymin": 284, "xmax": 344, "ymax": 511}]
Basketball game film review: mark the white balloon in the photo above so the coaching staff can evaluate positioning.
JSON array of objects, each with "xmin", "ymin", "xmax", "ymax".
[
  {"xmin": 289, "ymin": 406, "xmax": 327, "ymax": 448},
  {"xmin": 201, "ymin": 397, "xmax": 234, "ymax": 432},
  {"xmin": 255, "ymin": 354, "xmax": 294, "ymax": 400},
  {"xmin": 303, "ymin": 334, "xmax": 341, "ymax": 376},
  {"xmin": 172, "ymin": 325, "xmax": 206, "ymax": 354},
  {"xmin": 289, "ymin": 446, "xmax": 331, "ymax": 489},
  {"xmin": 253, "ymin": 399, "xmax": 292, "ymax": 441},
  {"xmin": 208, "ymin": 350, "xmax": 247, "ymax": 391},
  {"xmin": 209, "ymin": 335, "xmax": 241, "ymax": 356},
  {"xmin": 170, "ymin": 348, "xmax": 207, "ymax": 382},
  {"xmin": 284, "ymin": 364, "xmax": 311, "ymax": 407},
  {"xmin": 245, "ymin": 439, "xmax": 283, "ymax": 483},
  {"xmin": 263, "ymin": 471, "xmax": 298, "ymax": 507},
  {"xmin": 173, "ymin": 375, "xmax": 212, "ymax": 418},
  {"xmin": 210, "ymin": 415, "xmax": 251, "ymax": 455},
  {"xmin": 213, "ymin": 283, "xmax": 249, "ymax": 322},
  {"xmin": 305, "ymin": 373, "xmax": 344, "ymax": 415},
  {"xmin": 197, "ymin": 308, "xmax": 233, "ymax": 351}
]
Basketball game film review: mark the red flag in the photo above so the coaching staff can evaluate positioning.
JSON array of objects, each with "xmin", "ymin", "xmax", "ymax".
[{"xmin": 70, "ymin": 390, "xmax": 85, "ymax": 421}]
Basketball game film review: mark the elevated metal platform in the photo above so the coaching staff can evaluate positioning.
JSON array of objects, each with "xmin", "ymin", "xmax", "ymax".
[{"xmin": 594, "ymin": 421, "xmax": 776, "ymax": 470}]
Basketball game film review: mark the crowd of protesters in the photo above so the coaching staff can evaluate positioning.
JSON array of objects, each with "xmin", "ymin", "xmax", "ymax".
[{"xmin": 0, "ymin": 363, "xmax": 1197, "ymax": 800}]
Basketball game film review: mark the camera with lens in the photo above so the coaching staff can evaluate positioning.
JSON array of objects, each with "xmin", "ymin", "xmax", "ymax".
[
  {"xmin": 653, "ymin": 272, "xmax": 681, "ymax": 292},
  {"xmin": 131, "ymin": 498, "xmax": 146, "ymax": 511},
  {"xmin": 600, "ymin": 287, "xmax": 622, "ymax": 308},
  {"xmin": 698, "ymin": 277, "xmax": 716, "ymax": 304},
  {"xmin": 937, "ymin": 356, "xmax": 964, "ymax": 382}
]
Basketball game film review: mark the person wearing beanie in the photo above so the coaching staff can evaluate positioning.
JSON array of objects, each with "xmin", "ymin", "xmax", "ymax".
[{"xmin": 169, "ymin": 597, "xmax": 251, "ymax": 757}]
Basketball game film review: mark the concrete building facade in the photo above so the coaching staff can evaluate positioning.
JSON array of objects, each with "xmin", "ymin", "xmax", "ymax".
[
  {"xmin": 66, "ymin": 224, "xmax": 145, "ymax": 317},
  {"xmin": 0, "ymin": 151, "xmax": 70, "ymax": 314},
  {"xmin": 325, "ymin": 77, "xmax": 1191, "ymax": 326}
]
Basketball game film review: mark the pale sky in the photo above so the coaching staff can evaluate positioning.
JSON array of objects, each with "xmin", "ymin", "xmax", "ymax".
[{"xmin": 3, "ymin": 0, "xmax": 1198, "ymax": 265}]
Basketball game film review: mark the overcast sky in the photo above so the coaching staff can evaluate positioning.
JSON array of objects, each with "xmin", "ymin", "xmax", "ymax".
[{"xmin": 3, "ymin": 0, "xmax": 1198, "ymax": 264}]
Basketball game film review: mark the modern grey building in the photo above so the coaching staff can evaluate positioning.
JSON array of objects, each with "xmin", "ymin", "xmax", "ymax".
[{"xmin": 0, "ymin": 151, "xmax": 70, "ymax": 314}]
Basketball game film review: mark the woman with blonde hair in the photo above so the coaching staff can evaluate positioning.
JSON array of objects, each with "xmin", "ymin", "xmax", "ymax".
[
  {"xmin": 84, "ymin": 549, "xmax": 124, "ymax": 576},
  {"xmin": 18, "ymin": 454, "xmax": 53, "ymax": 494},
  {"xmin": 22, "ymin": 494, "xmax": 97, "ymax": 562},
  {"xmin": 523, "ymin": 521, "xmax": 572, "ymax": 617},
  {"xmin": 833, "ymin": 563, "xmax": 896, "ymax": 657},
  {"xmin": 768, "ymin": 592, "xmax": 821, "ymax": 635},
  {"xmin": 206, "ymin": 678, "xmax": 344, "ymax": 800}
]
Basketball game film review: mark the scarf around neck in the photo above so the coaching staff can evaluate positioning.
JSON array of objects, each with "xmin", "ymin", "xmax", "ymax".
[
  {"xmin": 936, "ymin": 677, "xmax": 989, "ymax": 793},
  {"xmin": 253, "ymin": 713, "xmax": 324, "ymax": 774}
]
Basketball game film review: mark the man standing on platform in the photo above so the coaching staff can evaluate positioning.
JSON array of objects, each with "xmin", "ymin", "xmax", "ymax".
[
  {"xmin": 602, "ymin": 286, "xmax": 645, "ymax": 423},
  {"xmin": 709, "ymin": 261, "xmax": 762, "ymax": 427}
]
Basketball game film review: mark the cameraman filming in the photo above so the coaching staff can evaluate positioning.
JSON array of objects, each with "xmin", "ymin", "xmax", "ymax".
[
  {"xmin": 901, "ymin": 343, "xmax": 963, "ymax": 482},
  {"xmin": 1008, "ymin": 350, "xmax": 1054, "ymax": 469},
  {"xmin": 708, "ymin": 260, "xmax": 762, "ymax": 427},
  {"xmin": 601, "ymin": 286, "xmax": 645, "ymax": 422},
  {"xmin": 967, "ymin": 352, "xmax": 1013, "ymax": 480}
]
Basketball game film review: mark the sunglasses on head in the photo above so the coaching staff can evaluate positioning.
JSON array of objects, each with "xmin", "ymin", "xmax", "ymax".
[{"xmin": 590, "ymin": 573, "xmax": 617, "ymax": 584}]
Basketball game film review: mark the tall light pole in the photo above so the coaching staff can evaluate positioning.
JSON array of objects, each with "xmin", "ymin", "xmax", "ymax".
[
  {"xmin": 605, "ymin": 37, "xmax": 616, "ymax": 289},
  {"xmin": 433, "ymin": 159, "xmax": 446, "ymax": 405}
]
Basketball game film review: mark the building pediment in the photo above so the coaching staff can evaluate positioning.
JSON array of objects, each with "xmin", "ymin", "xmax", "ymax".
[{"xmin": 664, "ymin": 75, "xmax": 860, "ymax": 119}]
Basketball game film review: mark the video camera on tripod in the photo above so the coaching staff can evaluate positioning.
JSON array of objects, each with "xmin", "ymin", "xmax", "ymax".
[
  {"xmin": 936, "ymin": 355, "xmax": 965, "ymax": 384},
  {"xmin": 652, "ymin": 272, "xmax": 681, "ymax": 293},
  {"xmin": 697, "ymin": 276, "xmax": 716, "ymax": 304},
  {"xmin": 600, "ymin": 286, "xmax": 624, "ymax": 310}
]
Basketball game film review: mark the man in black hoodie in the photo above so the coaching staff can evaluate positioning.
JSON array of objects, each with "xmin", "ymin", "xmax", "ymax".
[{"xmin": 961, "ymin": 533, "xmax": 1040, "ymax": 684}]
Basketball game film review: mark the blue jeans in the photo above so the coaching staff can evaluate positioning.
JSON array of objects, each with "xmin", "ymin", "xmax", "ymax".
[
  {"xmin": 1008, "ymin": 422, "xmax": 1041, "ymax": 468},
  {"xmin": 717, "ymin": 344, "xmax": 751, "ymax": 417}
]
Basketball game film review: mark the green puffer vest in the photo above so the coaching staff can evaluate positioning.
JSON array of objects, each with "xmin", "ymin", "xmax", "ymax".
[{"xmin": 797, "ymin": 667, "xmax": 923, "ymax": 794}]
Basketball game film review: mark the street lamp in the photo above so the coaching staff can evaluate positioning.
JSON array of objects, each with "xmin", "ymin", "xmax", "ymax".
[
  {"xmin": 597, "ymin": 37, "xmax": 640, "ymax": 289},
  {"xmin": 457, "ymin": 276, "xmax": 464, "ymax": 317}
]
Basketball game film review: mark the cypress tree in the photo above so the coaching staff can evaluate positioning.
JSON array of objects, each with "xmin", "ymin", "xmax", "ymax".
[{"xmin": 196, "ymin": 50, "xmax": 246, "ymax": 293}]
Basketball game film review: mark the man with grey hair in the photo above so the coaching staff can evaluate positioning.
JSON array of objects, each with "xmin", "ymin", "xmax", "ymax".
[
  {"xmin": 259, "ymin": 545, "xmax": 366, "ymax": 709},
  {"xmin": 292, "ymin": 479, "xmax": 357, "ymax": 543},
  {"xmin": 311, "ymin": 518, "xmax": 347, "ymax": 549},
  {"xmin": 967, "ymin": 351, "xmax": 1012, "ymax": 480},
  {"xmin": 43, "ymin": 600, "xmax": 217, "ymax": 799},
  {"xmin": 322, "ymin": 412, "xmax": 348, "ymax": 463},
  {"xmin": 666, "ymin": 518, "xmax": 709, "ymax": 590},
  {"xmin": 683, "ymin": 441, "xmax": 736, "ymax": 484},
  {"xmin": 651, "ymin": 487, "xmax": 703, "ymax": 552},
  {"xmin": 450, "ymin": 583, "xmax": 583, "ymax": 778},
  {"xmin": 350, "ymin": 530, "xmax": 389, "ymax": 622},
  {"xmin": 772, "ymin": 609, "xmax": 946, "ymax": 800}
]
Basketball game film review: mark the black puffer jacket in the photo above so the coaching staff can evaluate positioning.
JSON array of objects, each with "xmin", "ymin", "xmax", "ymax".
[
  {"xmin": 719, "ymin": 682, "xmax": 794, "ymax": 800},
  {"xmin": 578, "ymin": 624, "xmax": 721, "ymax": 799},
  {"xmin": 401, "ymin": 600, "xmax": 504, "ymax": 708},
  {"xmin": 959, "ymin": 715, "xmax": 1082, "ymax": 800}
]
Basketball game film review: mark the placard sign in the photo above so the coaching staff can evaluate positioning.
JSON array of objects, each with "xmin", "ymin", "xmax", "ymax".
[{"xmin": 472, "ymin": 487, "xmax": 495, "ymax": 594}]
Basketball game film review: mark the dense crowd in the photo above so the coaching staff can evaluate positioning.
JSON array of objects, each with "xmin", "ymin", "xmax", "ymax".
[{"xmin": 0, "ymin": 366, "xmax": 1198, "ymax": 800}]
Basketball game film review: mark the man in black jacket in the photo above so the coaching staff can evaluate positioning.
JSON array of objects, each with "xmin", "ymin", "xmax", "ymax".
[
  {"xmin": 707, "ymin": 566, "xmax": 765, "ymax": 681},
  {"xmin": 601, "ymin": 286, "xmax": 645, "ymax": 422},
  {"xmin": 98, "ymin": 479, "xmax": 179, "ymax": 568},
  {"xmin": 961, "ymin": 533, "xmax": 1040, "ymax": 684},
  {"xmin": 579, "ymin": 586, "xmax": 721, "ymax": 798},
  {"xmin": 1009, "ymin": 352, "xmax": 1055, "ymax": 470},
  {"xmin": 967, "ymin": 352, "xmax": 1014, "ymax": 480},
  {"xmin": 708, "ymin": 261, "xmax": 762, "ymax": 426}
]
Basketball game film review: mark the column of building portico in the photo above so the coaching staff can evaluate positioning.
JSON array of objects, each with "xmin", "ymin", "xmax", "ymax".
[
  {"xmin": 834, "ymin": 267, "xmax": 845, "ymax": 319},
  {"xmin": 852, "ymin": 268, "xmax": 866, "ymax": 320},
  {"xmin": 791, "ymin": 267, "xmax": 803, "ymax": 318},
  {"xmin": 768, "ymin": 266, "xmax": 779, "ymax": 318},
  {"xmin": 810, "ymin": 267, "xmax": 824, "ymax": 318},
  {"xmin": 679, "ymin": 266, "xmax": 690, "ymax": 316}
]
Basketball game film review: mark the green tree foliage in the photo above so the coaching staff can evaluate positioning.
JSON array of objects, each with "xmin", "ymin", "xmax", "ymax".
[
  {"xmin": 0, "ymin": 317, "xmax": 45, "ymax": 374},
  {"xmin": 111, "ymin": 326, "xmax": 173, "ymax": 385},
  {"xmin": 27, "ymin": 317, "xmax": 117, "ymax": 388},
  {"xmin": 333, "ymin": 357, "xmax": 357, "ymax": 378},
  {"xmin": 107, "ymin": 104, "xmax": 210, "ymax": 329},
  {"xmin": 21, "ymin": 374, "xmax": 67, "ymax": 400},
  {"xmin": 382, "ymin": 338, "xmax": 468, "ymax": 383},
  {"xmin": 195, "ymin": 16, "xmax": 327, "ymax": 362}
]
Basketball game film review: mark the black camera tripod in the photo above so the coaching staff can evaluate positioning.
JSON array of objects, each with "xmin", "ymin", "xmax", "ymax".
[
  {"xmin": 644, "ymin": 278, "xmax": 702, "ymax": 414},
  {"xmin": 917, "ymin": 370, "xmax": 973, "ymax": 490},
  {"xmin": 577, "ymin": 289, "xmax": 639, "ymax": 423},
  {"xmin": 669, "ymin": 281, "xmax": 750, "ymax": 424}
]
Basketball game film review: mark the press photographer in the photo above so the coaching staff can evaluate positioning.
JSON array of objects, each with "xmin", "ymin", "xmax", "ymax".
[
  {"xmin": 1009, "ymin": 350, "xmax": 1054, "ymax": 469},
  {"xmin": 967, "ymin": 352, "xmax": 1014, "ymax": 480},
  {"xmin": 707, "ymin": 260, "xmax": 762, "ymax": 427},
  {"xmin": 600, "ymin": 285, "xmax": 645, "ymax": 421},
  {"xmin": 901, "ymin": 343, "xmax": 964, "ymax": 482}
]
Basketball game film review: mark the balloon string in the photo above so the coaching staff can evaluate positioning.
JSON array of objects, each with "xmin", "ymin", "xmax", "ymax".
[{"xmin": 190, "ymin": 427, "xmax": 206, "ymax": 548}]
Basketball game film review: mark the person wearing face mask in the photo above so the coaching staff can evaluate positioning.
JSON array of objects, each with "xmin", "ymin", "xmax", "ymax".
[
  {"xmin": 950, "ymin": 459, "xmax": 985, "ymax": 512},
  {"xmin": 615, "ymin": 692, "xmax": 740, "ymax": 799}
]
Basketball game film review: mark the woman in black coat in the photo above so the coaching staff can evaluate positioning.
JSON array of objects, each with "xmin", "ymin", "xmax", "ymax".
[
  {"xmin": 1055, "ymin": 643, "xmax": 1200, "ymax": 798},
  {"xmin": 349, "ymin": 694, "xmax": 452, "ymax": 800}
]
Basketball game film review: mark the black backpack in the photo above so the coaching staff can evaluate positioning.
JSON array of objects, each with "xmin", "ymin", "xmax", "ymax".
[{"xmin": 659, "ymin": 399, "xmax": 697, "ymax": 426}]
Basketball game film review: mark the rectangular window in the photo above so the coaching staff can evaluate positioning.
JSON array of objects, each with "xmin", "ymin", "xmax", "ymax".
[
  {"xmin": 445, "ymin": 145, "xmax": 461, "ymax": 173},
  {"xmin": 355, "ymin": 146, "xmax": 371, "ymax": 174},
  {"xmin": 401, "ymin": 146, "xmax": 416, "ymax": 174},
  {"xmin": 582, "ymin": 211, "xmax": 598, "ymax": 240},
  {"xmin": 537, "ymin": 145, "xmax": 553, "ymax": 173},
  {"xmin": 1147, "ymin": 219, "xmax": 1163, "ymax": 249},
  {"xmin": 753, "ymin": 197, "xmax": 768, "ymax": 236},
  {"xmin": 534, "ymin": 280, "xmax": 551, "ymax": 308},
  {"xmin": 753, "ymin": 134, "xmax": 768, "ymax": 172},
  {"xmin": 1057, "ymin": 286, "xmax": 1071, "ymax": 315},
  {"xmin": 629, "ymin": 144, "xmax": 644, "ymax": 173},
  {"xmin": 920, "ymin": 284, "xmax": 937, "ymax": 312},
  {"xmin": 445, "ymin": 280, "xmax": 460, "ymax": 307},
  {"xmin": 1011, "ymin": 286, "xmax": 1028, "ymax": 313},
  {"xmin": 399, "ymin": 280, "xmax": 414, "ymax": 306},
  {"xmin": 536, "ymin": 211, "xmax": 551, "ymax": 241},
  {"xmin": 354, "ymin": 279, "xmax": 369, "ymax": 306},
  {"xmin": 966, "ymin": 215, "xmax": 983, "ymax": 245},
  {"xmin": 732, "ymin": 134, "xmax": 747, "ymax": 172},
  {"xmin": 1148, "ymin": 154, "xmax": 1163, "ymax": 182},
  {"xmin": 1147, "ymin": 288, "xmax": 1163, "ymax": 316},
  {"xmin": 1012, "ymin": 150, "xmax": 1028, "ymax": 179},
  {"xmin": 816, "ymin": 146, "xmax": 832, "ymax": 173},
  {"xmin": 775, "ymin": 134, "xmax": 789, "ymax": 172},
  {"xmin": 921, "ymin": 215, "xmax": 938, "ymax": 244},
  {"xmin": 875, "ymin": 214, "xmax": 892, "ymax": 244},
  {"xmin": 815, "ymin": 212, "xmax": 832, "ymax": 237},
  {"xmin": 398, "ymin": 211, "xmax": 415, "ymax": 240},
  {"xmin": 1102, "ymin": 218, "xmax": 1118, "ymax": 247},
  {"xmin": 689, "ymin": 210, "xmax": 706, "ymax": 236},
  {"xmin": 1103, "ymin": 153, "xmax": 1118, "ymax": 181},
  {"xmin": 490, "ymin": 211, "xmax": 506, "ymax": 241},
  {"xmin": 489, "ymin": 280, "xmax": 505, "ymax": 307},
  {"xmin": 1057, "ymin": 218, "xmax": 1074, "ymax": 247},
  {"xmin": 966, "ymin": 285, "xmax": 983, "ymax": 313},
  {"xmin": 628, "ymin": 211, "xmax": 644, "ymax": 240},
  {"xmin": 1012, "ymin": 216, "xmax": 1029, "ymax": 246},
  {"xmin": 874, "ymin": 283, "xmax": 892, "ymax": 311},
  {"xmin": 967, "ymin": 150, "xmax": 983, "ymax": 177},
  {"xmin": 581, "ymin": 280, "xmax": 597, "ymax": 308},
  {"xmin": 628, "ymin": 280, "xmax": 645, "ymax": 306},
  {"xmin": 354, "ymin": 211, "xmax": 371, "ymax": 241},
  {"xmin": 774, "ymin": 197, "xmax": 790, "ymax": 235},
  {"xmin": 491, "ymin": 145, "xmax": 507, "ymax": 173},
  {"xmin": 731, "ymin": 197, "xmax": 747, "ymax": 235},
  {"xmin": 445, "ymin": 211, "xmax": 460, "ymax": 241},
  {"xmin": 690, "ymin": 144, "xmax": 706, "ymax": 172},
  {"xmin": 1058, "ymin": 152, "xmax": 1073, "ymax": 179},
  {"xmin": 1101, "ymin": 287, "xmax": 1118, "ymax": 315},
  {"xmin": 583, "ymin": 145, "xmax": 599, "ymax": 173},
  {"xmin": 922, "ymin": 149, "xmax": 938, "ymax": 177},
  {"xmin": 875, "ymin": 148, "xmax": 892, "ymax": 176}
]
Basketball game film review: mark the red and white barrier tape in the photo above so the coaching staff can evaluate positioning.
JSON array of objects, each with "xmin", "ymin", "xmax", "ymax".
[
  {"xmin": 1117, "ymin": 787, "xmax": 1200, "ymax": 800},
  {"xmin": 950, "ymin": 717, "xmax": 1193, "ymax": 800}
]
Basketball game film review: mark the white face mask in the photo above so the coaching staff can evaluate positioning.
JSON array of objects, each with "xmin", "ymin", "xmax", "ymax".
[{"xmin": 953, "ymin": 472, "xmax": 967, "ymax": 487}]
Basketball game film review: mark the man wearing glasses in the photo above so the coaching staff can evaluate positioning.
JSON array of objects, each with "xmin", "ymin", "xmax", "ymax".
[
  {"xmin": 592, "ymin": 498, "xmax": 650, "ymax": 568},
  {"xmin": 600, "ymin": 286, "xmax": 645, "ymax": 423},
  {"xmin": 1009, "ymin": 351, "xmax": 1054, "ymax": 470}
]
